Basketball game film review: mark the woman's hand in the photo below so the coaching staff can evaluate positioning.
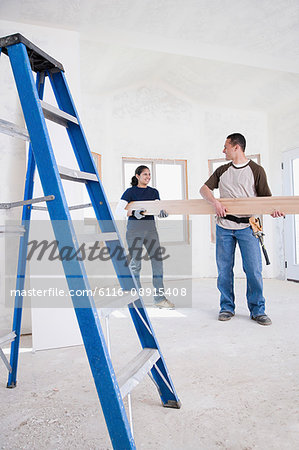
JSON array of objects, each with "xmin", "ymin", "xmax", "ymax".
[
  {"xmin": 158, "ymin": 210, "xmax": 168, "ymax": 218},
  {"xmin": 132, "ymin": 209, "xmax": 146, "ymax": 219}
]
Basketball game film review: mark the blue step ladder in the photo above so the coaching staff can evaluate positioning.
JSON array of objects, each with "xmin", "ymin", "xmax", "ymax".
[{"xmin": 0, "ymin": 34, "xmax": 180, "ymax": 449}]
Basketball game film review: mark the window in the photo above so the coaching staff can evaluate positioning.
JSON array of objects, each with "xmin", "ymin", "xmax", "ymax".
[
  {"xmin": 208, "ymin": 154, "xmax": 261, "ymax": 242},
  {"xmin": 122, "ymin": 158, "xmax": 189, "ymax": 243}
]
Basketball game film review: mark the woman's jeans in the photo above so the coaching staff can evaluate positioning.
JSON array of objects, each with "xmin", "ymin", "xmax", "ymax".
[
  {"xmin": 216, "ymin": 224, "xmax": 265, "ymax": 317},
  {"xmin": 126, "ymin": 225, "xmax": 166, "ymax": 303}
]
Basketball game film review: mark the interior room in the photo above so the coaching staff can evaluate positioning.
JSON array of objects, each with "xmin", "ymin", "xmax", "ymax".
[{"xmin": 0, "ymin": 1, "xmax": 298, "ymax": 448}]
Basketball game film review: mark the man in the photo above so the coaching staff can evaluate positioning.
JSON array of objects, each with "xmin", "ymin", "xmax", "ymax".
[{"xmin": 200, "ymin": 133, "xmax": 284, "ymax": 326}]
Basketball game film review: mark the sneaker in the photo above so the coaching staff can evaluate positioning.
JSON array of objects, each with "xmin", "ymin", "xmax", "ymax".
[
  {"xmin": 251, "ymin": 314, "xmax": 272, "ymax": 326},
  {"xmin": 155, "ymin": 299, "xmax": 175, "ymax": 310},
  {"xmin": 218, "ymin": 311, "xmax": 234, "ymax": 321}
]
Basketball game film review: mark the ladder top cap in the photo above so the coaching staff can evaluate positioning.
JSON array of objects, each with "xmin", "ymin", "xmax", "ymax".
[{"xmin": 0, "ymin": 33, "xmax": 64, "ymax": 73}]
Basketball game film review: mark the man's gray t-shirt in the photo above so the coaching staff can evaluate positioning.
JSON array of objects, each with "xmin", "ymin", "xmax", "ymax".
[{"xmin": 205, "ymin": 159, "xmax": 272, "ymax": 229}]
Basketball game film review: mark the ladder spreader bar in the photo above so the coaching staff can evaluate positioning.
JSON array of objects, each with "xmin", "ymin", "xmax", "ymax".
[
  {"xmin": 0, "ymin": 195, "xmax": 55, "ymax": 209},
  {"xmin": 0, "ymin": 118, "xmax": 30, "ymax": 141}
]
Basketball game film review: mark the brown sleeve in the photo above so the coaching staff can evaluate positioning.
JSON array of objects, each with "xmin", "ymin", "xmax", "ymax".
[
  {"xmin": 205, "ymin": 163, "xmax": 232, "ymax": 191},
  {"xmin": 249, "ymin": 160, "xmax": 272, "ymax": 197}
]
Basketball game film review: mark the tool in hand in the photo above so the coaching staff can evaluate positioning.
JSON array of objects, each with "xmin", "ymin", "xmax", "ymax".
[{"xmin": 249, "ymin": 216, "xmax": 270, "ymax": 265}]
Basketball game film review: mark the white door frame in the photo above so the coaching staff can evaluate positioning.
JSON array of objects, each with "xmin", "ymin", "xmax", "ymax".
[{"xmin": 282, "ymin": 148, "xmax": 299, "ymax": 281}]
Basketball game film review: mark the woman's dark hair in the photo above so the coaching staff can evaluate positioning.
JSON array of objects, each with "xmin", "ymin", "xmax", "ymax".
[{"xmin": 131, "ymin": 165, "xmax": 150, "ymax": 186}]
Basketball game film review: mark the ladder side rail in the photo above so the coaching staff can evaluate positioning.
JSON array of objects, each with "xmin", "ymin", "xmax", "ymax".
[
  {"xmin": 7, "ymin": 71, "xmax": 45, "ymax": 388},
  {"xmin": 129, "ymin": 299, "xmax": 181, "ymax": 408},
  {"xmin": 48, "ymin": 71, "xmax": 135, "ymax": 291},
  {"xmin": 7, "ymin": 43, "xmax": 135, "ymax": 450}
]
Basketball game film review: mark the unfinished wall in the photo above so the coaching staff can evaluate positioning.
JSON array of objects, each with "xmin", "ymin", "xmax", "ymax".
[{"xmin": 80, "ymin": 39, "xmax": 273, "ymax": 280}]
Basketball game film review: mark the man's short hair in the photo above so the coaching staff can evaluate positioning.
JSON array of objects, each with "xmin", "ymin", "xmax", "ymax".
[{"xmin": 227, "ymin": 133, "xmax": 246, "ymax": 152}]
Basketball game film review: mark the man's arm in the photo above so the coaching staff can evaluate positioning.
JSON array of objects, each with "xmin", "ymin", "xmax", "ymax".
[{"xmin": 199, "ymin": 184, "xmax": 227, "ymax": 217}]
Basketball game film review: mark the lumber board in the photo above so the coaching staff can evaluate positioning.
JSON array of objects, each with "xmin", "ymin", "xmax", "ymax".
[{"xmin": 126, "ymin": 196, "xmax": 299, "ymax": 216}]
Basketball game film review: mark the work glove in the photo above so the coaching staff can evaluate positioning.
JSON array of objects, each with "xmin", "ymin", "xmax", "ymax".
[
  {"xmin": 132, "ymin": 209, "xmax": 146, "ymax": 219},
  {"xmin": 158, "ymin": 210, "xmax": 168, "ymax": 218}
]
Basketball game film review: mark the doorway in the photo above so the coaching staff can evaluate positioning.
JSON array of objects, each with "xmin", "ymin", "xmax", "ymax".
[{"xmin": 283, "ymin": 148, "xmax": 299, "ymax": 281}]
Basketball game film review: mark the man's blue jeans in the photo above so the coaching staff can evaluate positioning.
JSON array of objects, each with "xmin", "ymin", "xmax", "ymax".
[
  {"xmin": 216, "ymin": 224, "xmax": 265, "ymax": 317},
  {"xmin": 126, "ymin": 227, "xmax": 166, "ymax": 303}
]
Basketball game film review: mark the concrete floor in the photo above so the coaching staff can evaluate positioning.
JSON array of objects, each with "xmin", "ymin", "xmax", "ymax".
[{"xmin": 0, "ymin": 278, "xmax": 298, "ymax": 449}]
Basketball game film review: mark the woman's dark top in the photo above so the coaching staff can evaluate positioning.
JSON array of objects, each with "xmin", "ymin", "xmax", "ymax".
[{"xmin": 121, "ymin": 186, "xmax": 160, "ymax": 230}]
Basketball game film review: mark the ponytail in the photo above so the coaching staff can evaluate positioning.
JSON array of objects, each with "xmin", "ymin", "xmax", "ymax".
[{"xmin": 131, "ymin": 175, "xmax": 138, "ymax": 186}]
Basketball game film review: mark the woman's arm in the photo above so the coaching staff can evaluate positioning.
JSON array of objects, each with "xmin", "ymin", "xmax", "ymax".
[{"xmin": 115, "ymin": 199, "xmax": 130, "ymax": 218}]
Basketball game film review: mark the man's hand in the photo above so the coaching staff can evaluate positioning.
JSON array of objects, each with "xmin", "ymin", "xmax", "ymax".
[
  {"xmin": 132, "ymin": 209, "xmax": 146, "ymax": 219},
  {"xmin": 213, "ymin": 199, "xmax": 227, "ymax": 217},
  {"xmin": 271, "ymin": 210, "xmax": 285, "ymax": 218},
  {"xmin": 200, "ymin": 184, "xmax": 227, "ymax": 217}
]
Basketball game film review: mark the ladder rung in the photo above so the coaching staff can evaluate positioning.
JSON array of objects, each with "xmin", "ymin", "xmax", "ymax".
[
  {"xmin": 0, "ymin": 118, "xmax": 30, "ymax": 141},
  {"xmin": 0, "ymin": 331, "xmax": 16, "ymax": 346},
  {"xmin": 58, "ymin": 165, "xmax": 98, "ymax": 183},
  {"xmin": 78, "ymin": 232, "xmax": 119, "ymax": 243},
  {"xmin": 117, "ymin": 348, "xmax": 160, "ymax": 398},
  {"xmin": 0, "ymin": 331, "xmax": 16, "ymax": 373},
  {"xmin": 40, "ymin": 100, "xmax": 79, "ymax": 126},
  {"xmin": 98, "ymin": 292, "xmax": 138, "ymax": 318}
]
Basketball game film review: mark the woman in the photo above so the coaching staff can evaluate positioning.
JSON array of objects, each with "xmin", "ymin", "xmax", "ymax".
[{"xmin": 116, "ymin": 165, "xmax": 174, "ymax": 309}]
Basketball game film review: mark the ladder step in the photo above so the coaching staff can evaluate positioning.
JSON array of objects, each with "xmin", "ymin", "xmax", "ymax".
[
  {"xmin": 78, "ymin": 232, "xmax": 119, "ymax": 243},
  {"xmin": 40, "ymin": 100, "xmax": 78, "ymax": 126},
  {"xmin": 98, "ymin": 292, "xmax": 139, "ymax": 318},
  {"xmin": 0, "ymin": 332, "xmax": 16, "ymax": 373},
  {"xmin": 0, "ymin": 118, "xmax": 30, "ymax": 141},
  {"xmin": 117, "ymin": 348, "xmax": 160, "ymax": 398},
  {"xmin": 0, "ymin": 331, "xmax": 16, "ymax": 346},
  {"xmin": 58, "ymin": 165, "xmax": 98, "ymax": 183}
]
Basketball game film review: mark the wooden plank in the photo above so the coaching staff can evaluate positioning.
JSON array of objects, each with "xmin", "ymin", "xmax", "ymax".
[{"xmin": 126, "ymin": 196, "xmax": 299, "ymax": 216}]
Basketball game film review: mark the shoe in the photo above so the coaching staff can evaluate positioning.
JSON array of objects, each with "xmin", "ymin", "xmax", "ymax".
[
  {"xmin": 218, "ymin": 311, "xmax": 234, "ymax": 321},
  {"xmin": 251, "ymin": 314, "xmax": 272, "ymax": 326},
  {"xmin": 155, "ymin": 299, "xmax": 175, "ymax": 309}
]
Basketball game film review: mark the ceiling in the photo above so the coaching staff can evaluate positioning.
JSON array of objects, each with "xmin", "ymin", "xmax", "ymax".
[{"xmin": 1, "ymin": 0, "xmax": 299, "ymax": 111}]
